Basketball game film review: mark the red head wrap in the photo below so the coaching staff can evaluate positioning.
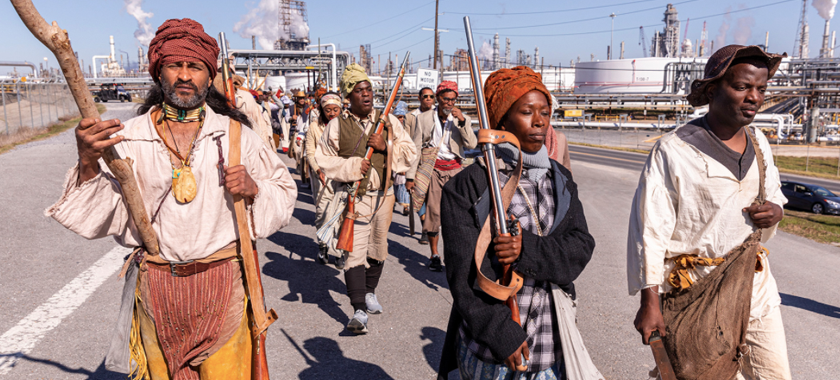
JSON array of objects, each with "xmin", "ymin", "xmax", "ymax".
[
  {"xmin": 147, "ymin": 18, "xmax": 220, "ymax": 82},
  {"xmin": 436, "ymin": 81, "xmax": 459, "ymax": 97},
  {"xmin": 483, "ymin": 66, "xmax": 551, "ymax": 129}
]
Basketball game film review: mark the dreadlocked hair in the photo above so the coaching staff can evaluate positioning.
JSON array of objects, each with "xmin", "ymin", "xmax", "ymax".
[{"xmin": 138, "ymin": 83, "xmax": 253, "ymax": 128}]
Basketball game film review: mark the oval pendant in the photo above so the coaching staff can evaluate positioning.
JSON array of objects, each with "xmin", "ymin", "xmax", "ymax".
[{"xmin": 173, "ymin": 166, "xmax": 197, "ymax": 203}]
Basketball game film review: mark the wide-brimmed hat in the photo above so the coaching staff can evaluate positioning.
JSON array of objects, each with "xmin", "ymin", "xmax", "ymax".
[
  {"xmin": 294, "ymin": 90, "xmax": 306, "ymax": 98},
  {"xmin": 687, "ymin": 45, "xmax": 786, "ymax": 107}
]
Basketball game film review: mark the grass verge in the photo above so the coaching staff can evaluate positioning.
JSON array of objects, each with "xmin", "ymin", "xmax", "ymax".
[
  {"xmin": 779, "ymin": 209, "xmax": 840, "ymax": 246},
  {"xmin": 0, "ymin": 104, "xmax": 106, "ymax": 155},
  {"xmin": 773, "ymin": 155, "xmax": 840, "ymax": 180}
]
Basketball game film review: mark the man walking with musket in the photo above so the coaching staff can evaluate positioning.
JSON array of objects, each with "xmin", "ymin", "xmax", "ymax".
[
  {"xmin": 45, "ymin": 19, "xmax": 297, "ymax": 379},
  {"xmin": 405, "ymin": 81, "xmax": 477, "ymax": 271},
  {"xmin": 628, "ymin": 45, "xmax": 791, "ymax": 380},
  {"xmin": 314, "ymin": 64, "xmax": 416, "ymax": 334}
]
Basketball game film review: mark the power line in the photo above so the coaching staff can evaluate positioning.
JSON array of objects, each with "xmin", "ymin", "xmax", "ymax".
[
  {"xmin": 443, "ymin": 0, "xmax": 658, "ymax": 16},
  {"xmin": 322, "ymin": 1, "xmax": 434, "ymax": 38},
  {"xmin": 468, "ymin": 0, "xmax": 794, "ymax": 37},
  {"xmin": 473, "ymin": 0, "xmax": 697, "ymax": 31},
  {"xmin": 371, "ymin": 18, "xmax": 435, "ymax": 48}
]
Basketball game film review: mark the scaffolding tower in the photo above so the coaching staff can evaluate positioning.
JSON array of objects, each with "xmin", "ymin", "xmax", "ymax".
[{"xmin": 273, "ymin": 0, "xmax": 310, "ymax": 51}]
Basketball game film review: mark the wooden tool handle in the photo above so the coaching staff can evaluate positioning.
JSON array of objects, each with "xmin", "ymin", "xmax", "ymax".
[{"xmin": 11, "ymin": 0, "xmax": 160, "ymax": 255}]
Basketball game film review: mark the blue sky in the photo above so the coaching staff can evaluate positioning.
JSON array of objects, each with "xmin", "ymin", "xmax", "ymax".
[{"xmin": 0, "ymin": 0, "xmax": 828, "ymax": 76}]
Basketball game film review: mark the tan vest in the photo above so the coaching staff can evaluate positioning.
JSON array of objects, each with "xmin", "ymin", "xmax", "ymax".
[{"xmin": 337, "ymin": 110, "xmax": 387, "ymax": 191}]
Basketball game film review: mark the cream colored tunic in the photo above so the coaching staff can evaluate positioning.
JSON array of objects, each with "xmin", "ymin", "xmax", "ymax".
[
  {"xmin": 305, "ymin": 118, "xmax": 326, "ymax": 173},
  {"xmin": 45, "ymin": 107, "xmax": 297, "ymax": 262},
  {"xmin": 236, "ymin": 89, "xmax": 275, "ymax": 151},
  {"xmin": 314, "ymin": 108, "xmax": 417, "ymax": 192},
  {"xmin": 626, "ymin": 126, "xmax": 787, "ymax": 321}
]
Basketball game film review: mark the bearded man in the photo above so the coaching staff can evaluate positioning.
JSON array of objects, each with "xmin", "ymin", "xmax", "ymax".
[
  {"xmin": 405, "ymin": 81, "xmax": 477, "ymax": 271},
  {"xmin": 628, "ymin": 45, "xmax": 790, "ymax": 380},
  {"xmin": 45, "ymin": 19, "xmax": 297, "ymax": 379},
  {"xmin": 314, "ymin": 64, "xmax": 417, "ymax": 334}
]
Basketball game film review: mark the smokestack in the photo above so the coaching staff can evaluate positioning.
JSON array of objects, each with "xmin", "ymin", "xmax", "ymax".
[
  {"xmin": 764, "ymin": 31, "xmax": 770, "ymax": 52},
  {"xmin": 534, "ymin": 47, "xmax": 539, "ymax": 68},
  {"xmin": 620, "ymin": 41, "xmax": 625, "ymax": 59},
  {"xmin": 110, "ymin": 35, "xmax": 116, "ymax": 63},
  {"xmin": 493, "ymin": 33, "xmax": 500, "ymax": 70},
  {"xmin": 832, "ymin": 31, "xmax": 837, "ymax": 56},
  {"xmin": 821, "ymin": 19, "xmax": 832, "ymax": 58},
  {"xmin": 505, "ymin": 38, "xmax": 511, "ymax": 68},
  {"xmin": 252, "ymin": 35, "xmax": 256, "ymax": 50}
]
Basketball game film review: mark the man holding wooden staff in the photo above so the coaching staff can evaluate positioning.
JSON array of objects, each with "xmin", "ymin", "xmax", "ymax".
[
  {"xmin": 628, "ymin": 45, "xmax": 790, "ymax": 380},
  {"xmin": 45, "ymin": 18, "xmax": 296, "ymax": 379},
  {"xmin": 314, "ymin": 64, "xmax": 416, "ymax": 334}
]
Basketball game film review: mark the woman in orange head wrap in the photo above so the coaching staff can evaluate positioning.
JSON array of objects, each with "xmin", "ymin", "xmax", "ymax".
[{"xmin": 437, "ymin": 66, "xmax": 599, "ymax": 379}]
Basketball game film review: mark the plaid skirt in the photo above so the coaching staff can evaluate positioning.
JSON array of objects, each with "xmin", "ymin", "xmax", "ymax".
[{"xmin": 456, "ymin": 334, "xmax": 566, "ymax": 380}]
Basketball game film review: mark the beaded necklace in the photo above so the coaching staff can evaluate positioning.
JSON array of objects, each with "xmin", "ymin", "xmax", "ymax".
[{"xmin": 158, "ymin": 103, "xmax": 205, "ymax": 203}]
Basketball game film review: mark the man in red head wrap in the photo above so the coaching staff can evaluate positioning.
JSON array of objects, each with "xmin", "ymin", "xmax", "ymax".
[
  {"xmin": 46, "ymin": 18, "xmax": 297, "ymax": 379},
  {"xmin": 404, "ymin": 80, "xmax": 477, "ymax": 271}
]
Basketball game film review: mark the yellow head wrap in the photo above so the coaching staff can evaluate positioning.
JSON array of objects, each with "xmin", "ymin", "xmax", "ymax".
[{"xmin": 340, "ymin": 63, "xmax": 371, "ymax": 98}]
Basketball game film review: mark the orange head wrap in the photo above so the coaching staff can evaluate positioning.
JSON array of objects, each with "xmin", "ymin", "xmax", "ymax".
[
  {"xmin": 314, "ymin": 87, "xmax": 328, "ymax": 102},
  {"xmin": 483, "ymin": 66, "xmax": 551, "ymax": 129},
  {"xmin": 148, "ymin": 18, "xmax": 220, "ymax": 82}
]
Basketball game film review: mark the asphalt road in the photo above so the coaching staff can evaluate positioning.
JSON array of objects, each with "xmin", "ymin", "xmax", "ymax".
[{"xmin": 0, "ymin": 103, "xmax": 837, "ymax": 379}]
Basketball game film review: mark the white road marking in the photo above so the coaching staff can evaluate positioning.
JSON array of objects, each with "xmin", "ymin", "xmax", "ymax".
[{"xmin": 0, "ymin": 246, "xmax": 130, "ymax": 375}]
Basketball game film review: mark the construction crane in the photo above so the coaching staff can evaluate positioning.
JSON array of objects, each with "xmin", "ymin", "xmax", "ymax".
[{"xmin": 639, "ymin": 26, "xmax": 648, "ymax": 57}]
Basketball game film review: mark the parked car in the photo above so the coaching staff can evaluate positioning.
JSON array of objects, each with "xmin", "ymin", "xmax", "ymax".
[
  {"xmin": 93, "ymin": 83, "xmax": 131, "ymax": 103},
  {"xmin": 780, "ymin": 181, "xmax": 840, "ymax": 215}
]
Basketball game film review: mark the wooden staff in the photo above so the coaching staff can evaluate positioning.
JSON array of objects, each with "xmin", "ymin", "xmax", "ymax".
[{"xmin": 11, "ymin": 0, "xmax": 160, "ymax": 256}]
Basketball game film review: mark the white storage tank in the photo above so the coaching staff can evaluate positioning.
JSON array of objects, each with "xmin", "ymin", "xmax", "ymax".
[{"xmin": 574, "ymin": 57, "xmax": 706, "ymax": 94}]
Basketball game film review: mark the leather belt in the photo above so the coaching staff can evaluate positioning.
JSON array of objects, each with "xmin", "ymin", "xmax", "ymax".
[{"xmin": 147, "ymin": 257, "xmax": 235, "ymax": 277}]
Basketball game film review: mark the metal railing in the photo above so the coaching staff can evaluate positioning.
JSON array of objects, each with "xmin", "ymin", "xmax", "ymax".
[{"xmin": 1, "ymin": 81, "xmax": 76, "ymax": 134}]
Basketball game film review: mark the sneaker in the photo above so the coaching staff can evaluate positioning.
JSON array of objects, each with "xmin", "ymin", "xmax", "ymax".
[
  {"xmin": 346, "ymin": 310, "xmax": 369, "ymax": 334},
  {"xmin": 428, "ymin": 255, "xmax": 443, "ymax": 272},
  {"xmin": 365, "ymin": 293, "xmax": 383, "ymax": 314},
  {"xmin": 334, "ymin": 255, "xmax": 346, "ymax": 270},
  {"xmin": 317, "ymin": 245, "xmax": 328, "ymax": 265},
  {"xmin": 418, "ymin": 232, "xmax": 429, "ymax": 245}
]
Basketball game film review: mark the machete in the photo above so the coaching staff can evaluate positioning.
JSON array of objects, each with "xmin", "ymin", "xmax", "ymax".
[{"xmin": 649, "ymin": 331, "xmax": 677, "ymax": 380}]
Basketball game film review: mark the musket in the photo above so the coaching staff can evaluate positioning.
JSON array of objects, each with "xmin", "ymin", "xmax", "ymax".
[
  {"xmin": 335, "ymin": 52, "xmax": 411, "ymax": 252},
  {"xmin": 219, "ymin": 32, "xmax": 277, "ymax": 380},
  {"xmin": 10, "ymin": 0, "xmax": 160, "ymax": 257},
  {"xmin": 464, "ymin": 16, "xmax": 528, "ymax": 371},
  {"xmin": 649, "ymin": 331, "xmax": 677, "ymax": 380}
]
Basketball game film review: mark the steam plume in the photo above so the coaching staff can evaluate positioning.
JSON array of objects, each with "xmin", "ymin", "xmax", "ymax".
[
  {"xmin": 477, "ymin": 40, "xmax": 493, "ymax": 67},
  {"xmin": 234, "ymin": 0, "xmax": 309, "ymax": 50},
  {"xmin": 125, "ymin": 0, "xmax": 154, "ymax": 46},
  {"xmin": 713, "ymin": 7, "xmax": 732, "ymax": 52},
  {"xmin": 732, "ymin": 16, "xmax": 755, "ymax": 45},
  {"xmin": 813, "ymin": 0, "xmax": 838, "ymax": 20}
]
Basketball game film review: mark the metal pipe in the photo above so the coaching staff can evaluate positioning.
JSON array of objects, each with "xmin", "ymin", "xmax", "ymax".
[
  {"xmin": 306, "ymin": 44, "xmax": 338, "ymax": 91},
  {"xmin": 37, "ymin": 84, "xmax": 43, "ymax": 128},
  {"xmin": 91, "ymin": 55, "xmax": 110, "ymax": 78},
  {"xmin": 0, "ymin": 61, "xmax": 38, "ymax": 78},
  {"xmin": 27, "ymin": 83, "xmax": 33, "ymax": 129},
  {"xmin": 16, "ymin": 82, "xmax": 23, "ymax": 130},
  {"xmin": 464, "ymin": 16, "xmax": 507, "ymax": 235}
]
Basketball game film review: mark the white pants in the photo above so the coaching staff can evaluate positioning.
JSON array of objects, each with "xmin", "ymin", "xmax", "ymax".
[{"xmin": 733, "ymin": 305, "xmax": 792, "ymax": 380}]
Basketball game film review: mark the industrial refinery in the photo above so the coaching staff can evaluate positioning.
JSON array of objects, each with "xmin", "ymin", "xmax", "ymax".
[{"xmin": 3, "ymin": 0, "xmax": 840, "ymax": 144}]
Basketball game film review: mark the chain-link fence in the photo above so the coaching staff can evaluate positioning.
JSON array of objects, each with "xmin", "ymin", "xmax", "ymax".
[{"xmin": 1, "ymin": 81, "xmax": 77, "ymax": 135}]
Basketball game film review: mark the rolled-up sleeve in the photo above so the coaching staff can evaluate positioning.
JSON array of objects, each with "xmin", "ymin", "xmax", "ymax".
[
  {"xmin": 387, "ymin": 113, "xmax": 417, "ymax": 175},
  {"xmin": 756, "ymin": 130, "xmax": 787, "ymax": 242},
  {"xmin": 45, "ymin": 161, "xmax": 135, "ymax": 243},
  {"xmin": 627, "ymin": 144, "xmax": 677, "ymax": 295}
]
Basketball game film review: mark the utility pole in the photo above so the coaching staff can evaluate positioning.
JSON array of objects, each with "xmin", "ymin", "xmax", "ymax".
[{"xmin": 433, "ymin": 0, "xmax": 440, "ymax": 69}]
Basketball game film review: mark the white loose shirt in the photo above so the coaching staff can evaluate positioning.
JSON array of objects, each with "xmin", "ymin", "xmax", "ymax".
[{"xmin": 626, "ymin": 126, "xmax": 787, "ymax": 321}]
